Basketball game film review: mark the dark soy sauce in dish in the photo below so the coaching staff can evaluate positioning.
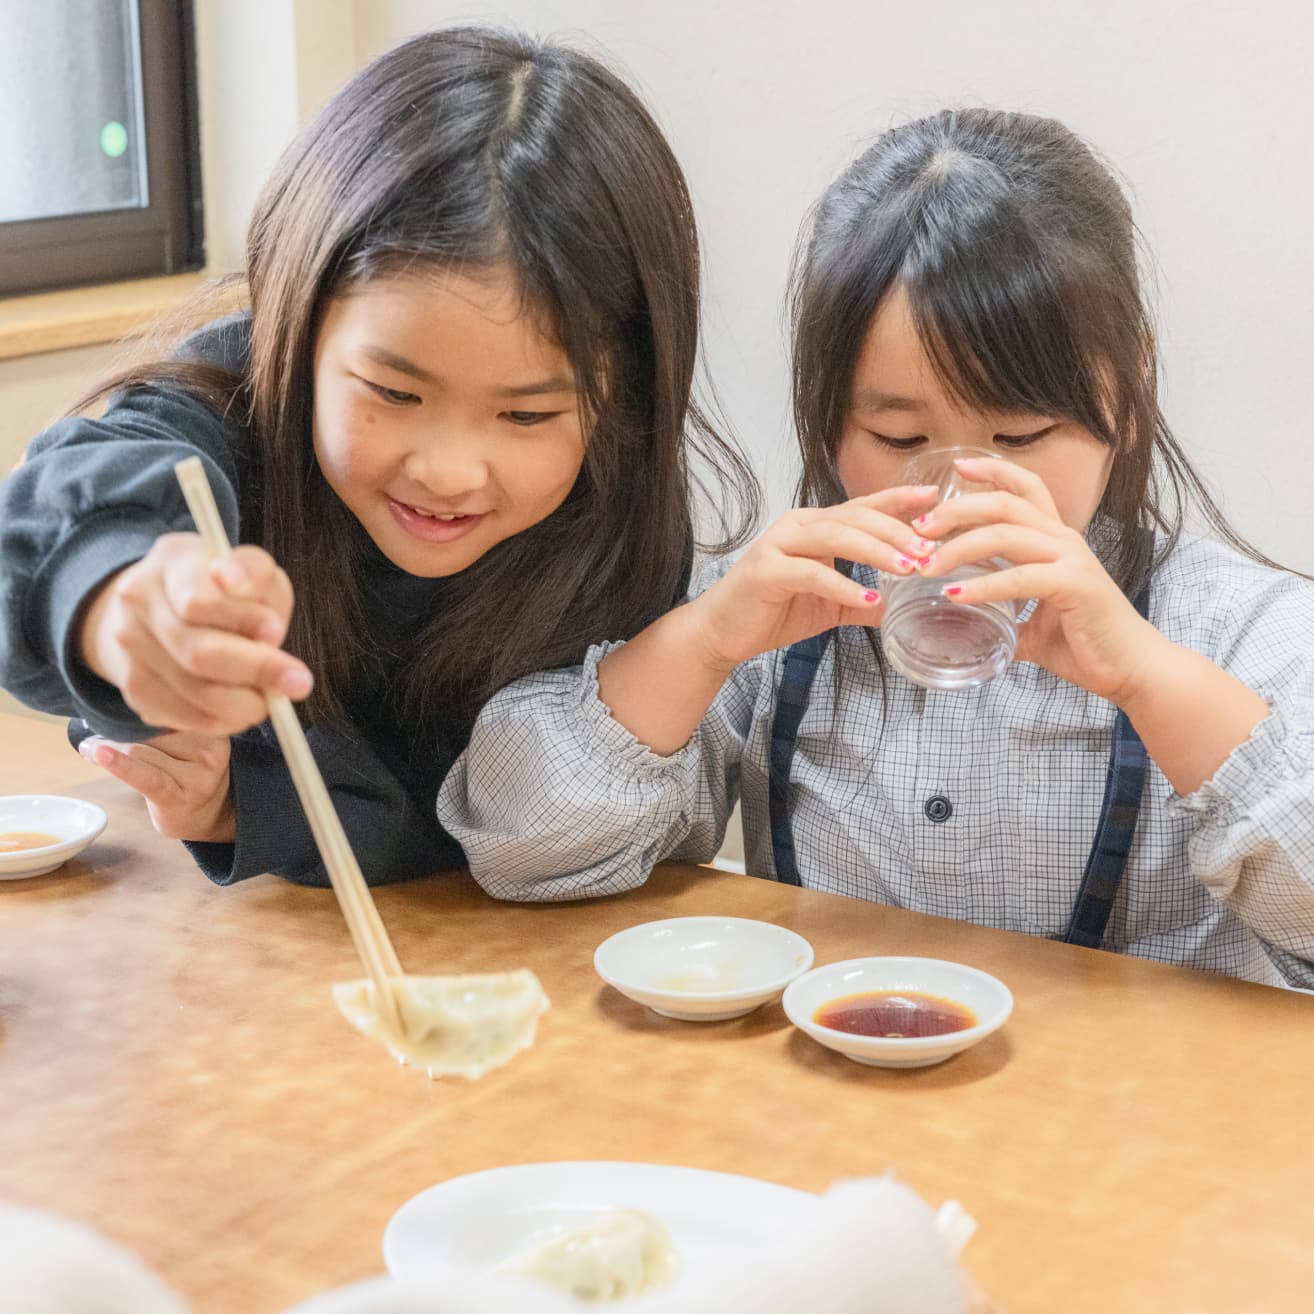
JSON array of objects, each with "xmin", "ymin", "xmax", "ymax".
[{"xmin": 815, "ymin": 990, "xmax": 977, "ymax": 1038}]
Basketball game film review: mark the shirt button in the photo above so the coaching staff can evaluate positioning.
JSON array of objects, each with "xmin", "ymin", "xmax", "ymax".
[{"xmin": 924, "ymin": 795, "xmax": 953, "ymax": 823}]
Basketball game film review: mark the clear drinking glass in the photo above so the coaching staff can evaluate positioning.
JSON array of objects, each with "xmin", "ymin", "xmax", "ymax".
[{"xmin": 879, "ymin": 446, "xmax": 1019, "ymax": 690}]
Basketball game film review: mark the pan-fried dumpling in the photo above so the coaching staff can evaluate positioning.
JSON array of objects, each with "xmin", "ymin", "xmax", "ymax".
[
  {"xmin": 497, "ymin": 1209, "xmax": 680, "ymax": 1302},
  {"xmin": 332, "ymin": 970, "xmax": 549, "ymax": 1079}
]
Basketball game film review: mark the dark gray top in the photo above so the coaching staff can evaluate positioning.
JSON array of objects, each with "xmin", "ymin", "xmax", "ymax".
[{"xmin": 0, "ymin": 314, "xmax": 467, "ymax": 887}]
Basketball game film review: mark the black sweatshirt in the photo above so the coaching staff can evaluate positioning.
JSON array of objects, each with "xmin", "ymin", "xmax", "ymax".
[{"xmin": 0, "ymin": 314, "xmax": 467, "ymax": 886}]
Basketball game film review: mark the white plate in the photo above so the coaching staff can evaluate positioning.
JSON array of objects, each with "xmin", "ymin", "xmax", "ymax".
[
  {"xmin": 594, "ymin": 916, "xmax": 814, "ymax": 1021},
  {"xmin": 0, "ymin": 795, "xmax": 108, "ymax": 879},
  {"xmin": 384, "ymin": 1161, "xmax": 816, "ymax": 1288}
]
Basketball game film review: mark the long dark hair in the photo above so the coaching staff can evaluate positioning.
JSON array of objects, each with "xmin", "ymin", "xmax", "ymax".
[
  {"xmin": 791, "ymin": 108, "xmax": 1293, "ymax": 600},
  {"xmin": 75, "ymin": 27, "xmax": 757, "ymax": 723}
]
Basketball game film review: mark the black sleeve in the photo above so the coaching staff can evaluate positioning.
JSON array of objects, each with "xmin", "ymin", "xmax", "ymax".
[
  {"xmin": 0, "ymin": 383, "xmax": 245, "ymax": 741},
  {"xmin": 182, "ymin": 720, "xmax": 467, "ymax": 887}
]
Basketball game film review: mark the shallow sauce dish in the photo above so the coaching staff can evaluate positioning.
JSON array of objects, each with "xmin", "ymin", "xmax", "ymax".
[
  {"xmin": 0, "ymin": 795, "xmax": 108, "ymax": 880},
  {"xmin": 783, "ymin": 956, "xmax": 1013, "ymax": 1068},
  {"xmin": 594, "ymin": 916, "xmax": 814, "ymax": 1021}
]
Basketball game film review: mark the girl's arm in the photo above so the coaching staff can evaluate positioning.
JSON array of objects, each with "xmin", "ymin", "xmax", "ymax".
[
  {"xmin": 0, "ymin": 382, "xmax": 248, "ymax": 738},
  {"xmin": 438, "ymin": 634, "xmax": 764, "ymax": 901},
  {"xmin": 1111, "ymin": 634, "xmax": 1268, "ymax": 796},
  {"xmin": 599, "ymin": 492, "xmax": 935, "ymax": 755},
  {"xmin": 439, "ymin": 493, "xmax": 933, "ymax": 901}
]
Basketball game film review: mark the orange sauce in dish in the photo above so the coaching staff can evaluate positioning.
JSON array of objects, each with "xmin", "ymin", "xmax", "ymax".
[
  {"xmin": 815, "ymin": 990, "xmax": 976, "ymax": 1038},
  {"xmin": 0, "ymin": 831, "xmax": 62, "ymax": 854}
]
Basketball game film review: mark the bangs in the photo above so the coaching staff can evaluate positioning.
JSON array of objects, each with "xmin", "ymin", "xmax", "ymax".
[{"xmin": 897, "ymin": 164, "xmax": 1120, "ymax": 444}]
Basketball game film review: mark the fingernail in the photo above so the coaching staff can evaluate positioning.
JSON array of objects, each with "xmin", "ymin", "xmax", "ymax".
[
  {"xmin": 258, "ymin": 617, "xmax": 283, "ymax": 645},
  {"xmin": 281, "ymin": 667, "xmax": 313, "ymax": 698},
  {"xmin": 863, "ymin": 590, "xmax": 880, "ymax": 604},
  {"xmin": 77, "ymin": 738, "xmax": 99, "ymax": 761},
  {"xmin": 917, "ymin": 555, "xmax": 935, "ymax": 570},
  {"xmin": 896, "ymin": 555, "xmax": 914, "ymax": 571},
  {"xmin": 944, "ymin": 584, "xmax": 964, "ymax": 597},
  {"xmin": 914, "ymin": 515, "xmax": 929, "ymax": 527},
  {"xmin": 915, "ymin": 537, "xmax": 935, "ymax": 552}
]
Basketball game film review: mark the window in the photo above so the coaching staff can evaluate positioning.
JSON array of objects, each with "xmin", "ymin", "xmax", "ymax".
[{"xmin": 0, "ymin": 0, "xmax": 203, "ymax": 297}]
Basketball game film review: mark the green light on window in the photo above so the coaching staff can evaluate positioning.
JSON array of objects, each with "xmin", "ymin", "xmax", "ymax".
[{"xmin": 100, "ymin": 121, "xmax": 129, "ymax": 159}]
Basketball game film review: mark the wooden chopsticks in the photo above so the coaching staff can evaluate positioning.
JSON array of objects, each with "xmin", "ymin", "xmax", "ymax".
[{"xmin": 174, "ymin": 457, "xmax": 405, "ymax": 1035}]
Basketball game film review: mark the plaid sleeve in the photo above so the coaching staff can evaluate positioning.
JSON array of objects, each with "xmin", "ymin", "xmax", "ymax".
[
  {"xmin": 438, "ymin": 639, "xmax": 755, "ymax": 902},
  {"xmin": 1167, "ymin": 564, "xmax": 1314, "ymax": 971}
]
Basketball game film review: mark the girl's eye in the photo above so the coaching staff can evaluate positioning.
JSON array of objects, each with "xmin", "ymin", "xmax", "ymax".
[
  {"xmin": 869, "ymin": 433, "xmax": 927, "ymax": 451},
  {"xmin": 504, "ymin": 410, "xmax": 558, "ymax": 427},
  {"xmin": 365, "ymin": 381, "xmax": 419, "ymax": 406},
  {"xmin": 994, "ymin": 424, "xmax": 1058, "ymax": 449}
]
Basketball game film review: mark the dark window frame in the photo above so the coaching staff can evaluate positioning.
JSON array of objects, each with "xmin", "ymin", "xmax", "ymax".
[{"xmin": 0, "ymin": 0, "xmax": 204, "ymax": 298}]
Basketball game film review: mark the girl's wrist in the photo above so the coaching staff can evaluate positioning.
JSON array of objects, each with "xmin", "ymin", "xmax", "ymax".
[
  {"xmin": 1106, "ymin": 626, "xmax": 1181, "ymax": 715},
  {"xmin": 678, "ymin": 593, "xmax": 742, "ymax": 680}
]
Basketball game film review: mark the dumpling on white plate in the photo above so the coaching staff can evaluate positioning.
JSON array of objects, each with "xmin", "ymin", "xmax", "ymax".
[{"xmin": 497, "ymin": 1209, "xmax": 680, "ymax": 1302}]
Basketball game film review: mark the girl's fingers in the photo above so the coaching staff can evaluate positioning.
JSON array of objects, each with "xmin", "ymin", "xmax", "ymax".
[
  {"xmin": 920, "ymin": 524, "xmax": 1065, "ymax": 578},
  {"xmin": 161, "ymin": 556, "xmax": 288, "ymax": 644},
  {"xmin": 118, "ymin": 633, "xmax": 273, "ymax": 734},
  {"xmin": 853, "ymin": 484, "xmax": 942, "ymax": 516},
  {"xmin": 766, "ymin": 554, "xmax": 884, "ymax": 612},
  {"xmin": 950, "ymin": 456, "xmax": 1061, "ymax": 518},
  {"xmin": 210, "ymin": 546, "xmax": 295, "ymax": 623},
  {"xmin": 784, "ymin": 502, "xmax": 933, "ymax": 560},
  {"xmin": 774, "ymin": 521, "xmax": 920, "ymax": 577},
  {"xmin": 153, "ymin": 608, "xmax": 313, "ymax": 701},
  {"xmin": 79, "ymin": 737, "xmax": 177, "ymax": 802},
  {"xmin": 914, "ymin": 489, "xmax": 1061, "ymax": 541},
  {"xmin": 938, "ymin": 561, "xmax": 1063, "ymax": 607}
]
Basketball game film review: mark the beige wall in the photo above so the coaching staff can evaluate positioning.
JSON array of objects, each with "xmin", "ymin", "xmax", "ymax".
[{"xmin": 357, "ymin": 0, "xmax": 1314, "ymax": 575}]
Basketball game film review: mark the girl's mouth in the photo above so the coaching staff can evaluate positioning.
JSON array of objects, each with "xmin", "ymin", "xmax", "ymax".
[{"xmin": 387, "ymin": 497, "xmax": 486, "ymax": 544}]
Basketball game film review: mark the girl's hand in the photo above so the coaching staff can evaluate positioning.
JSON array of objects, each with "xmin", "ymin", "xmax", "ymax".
[
  {"xmin": 687, "ymin": 487, "xmax": 939, "ymax": 671},
  {"xmin": 78, "ymin": 535, "xmax": 313, "ymax": 736},
  {"xmin": 78, "ymin": 731, "xmax": 235, "ymax": 843},
  {"xmin": 916, "ymin": 457, "xmax": 1158, "ymax": 703}
]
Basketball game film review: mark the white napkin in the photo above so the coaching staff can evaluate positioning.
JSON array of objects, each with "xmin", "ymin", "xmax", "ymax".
[{"xmin": 0, "ymin": 1203, "xmax": 188, "ymax": 1314}]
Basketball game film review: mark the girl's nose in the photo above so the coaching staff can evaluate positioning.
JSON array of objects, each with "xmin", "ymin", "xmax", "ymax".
[{"xmin": 402, "ymin": 439, "xmax": 491, "ymax": 497}]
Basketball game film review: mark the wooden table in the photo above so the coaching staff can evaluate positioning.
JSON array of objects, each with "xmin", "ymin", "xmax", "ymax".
[{"xmin": 1, "ymin": 712, "xmax": 1311, "ymax": 1313}]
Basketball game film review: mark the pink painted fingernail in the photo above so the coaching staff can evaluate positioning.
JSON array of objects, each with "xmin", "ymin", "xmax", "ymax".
[
  {"xmin": 914, "ymin": 515, "xmax": 929, "ymax": 527},
  {"xmin": 917, "ymin": 555, "xmax": 934, "ymax": 570},
  {"xmin": 944, "ymin": 584, "xmax": 964, "ymax": 597},
  {"xmin": 863, "ymin": 590, "xmax": 880, "ymax": 604},
  {"xmin": 896, "ymin": 555, "xmax": 914, "ymax": 571}
]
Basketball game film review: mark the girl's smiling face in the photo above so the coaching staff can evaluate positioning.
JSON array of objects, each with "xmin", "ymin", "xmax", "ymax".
[
  {"xmin": 835, "ymin": 284, "xmax": 1114, "ymax": 532},
  {"xmin": 312, "ymin": 267, "xmax": 587, "ymax": 577}
]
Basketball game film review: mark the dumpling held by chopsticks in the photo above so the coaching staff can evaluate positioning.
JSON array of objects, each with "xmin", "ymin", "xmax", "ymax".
[{"xmin": 333, "ymin": 970, "xmax": 549, "ymax": 1079}]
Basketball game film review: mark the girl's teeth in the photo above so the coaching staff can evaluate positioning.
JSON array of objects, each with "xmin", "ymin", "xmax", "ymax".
[{"xmin": 410, "ymin": 505, "xmax": 465, "ymax": 521}]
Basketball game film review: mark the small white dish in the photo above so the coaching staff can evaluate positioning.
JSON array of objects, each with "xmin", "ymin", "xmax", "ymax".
[
  {"xmin": 594, "ymin": 916, "xmax": 814, "ymax": 1021},
  {"xmin": 783, "ymin": 956, "xmax": 1013, "ymax": 1069},
  {"xmin": 384, "ymin": 1161, "xmax": 815, "ymax": 1288},
  {"xmin": 0, "ymin": 795, "xmax": 108, "ymax": 880}
]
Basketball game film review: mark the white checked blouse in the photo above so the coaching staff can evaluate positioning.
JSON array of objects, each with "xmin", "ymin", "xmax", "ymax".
[{"xmin": 439, "ymin": 532, "xmax": 1314, "ymax": 989}]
